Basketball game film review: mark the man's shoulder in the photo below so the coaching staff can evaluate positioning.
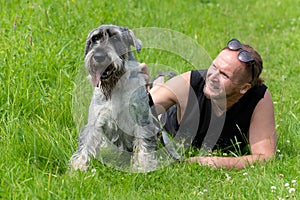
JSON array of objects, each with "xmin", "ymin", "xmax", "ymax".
[
  {"xmin": 189, "ymin": 70, "xmax": 207, "ymax": 88},
  {"xmin": 191, "ymin": 69, "xmax": 208, "ymax": 78},
  {"xmin": 248, "ymin": 84, "xmax": 268, "ymax": 99},
  {"xmin": 238, "ymin": 84, "xmax": 269, "ymax": 113}
]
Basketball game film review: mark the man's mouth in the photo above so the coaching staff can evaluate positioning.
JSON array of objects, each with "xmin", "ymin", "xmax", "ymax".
[{"xmin": 208, "ymin": 81, "xmax": 219, "ymax": 90}]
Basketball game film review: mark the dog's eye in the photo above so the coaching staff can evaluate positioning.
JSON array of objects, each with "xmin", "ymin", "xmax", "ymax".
[
  {"xmin": 92, "ymin": 33, "xmax": 103, "ymax": 42},
  {"xmin": 107, "ymin": 30, "xmax": 117, "ymax": 38},
  {"xmin": 91, "ymin": 35, "xmax": 99, "ymax": 42},
  {"xmin": 108, "ymin": 32, "xmax": 120, "ymax": 42}
]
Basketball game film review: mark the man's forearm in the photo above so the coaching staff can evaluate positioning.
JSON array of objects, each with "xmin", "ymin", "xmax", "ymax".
[{"xmin": 186, "ymin": 154, "xmax": 271, "ymax": 169}]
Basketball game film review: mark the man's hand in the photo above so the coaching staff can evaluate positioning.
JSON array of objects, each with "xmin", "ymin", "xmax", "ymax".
[
  {"xmin": 186, "ymin": 156, "xmax": 217, "ymax": 168},
  {"xmin": 139, "ymin": 63, "xmax": 150, "ymax": 90}
]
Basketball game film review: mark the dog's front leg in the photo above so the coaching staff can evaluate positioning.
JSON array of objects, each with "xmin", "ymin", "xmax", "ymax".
[
  {"xmin": 70, "ymin": 87, "xmax": 111, "ymax": 171},
  {"xmin": 69, "ymin": 126, "xmax": 97, "ymax": 171},
  {"xmin": 69, "ymin": 120, "xmax": 106, "ymax": 171},
  {"xmin": 132, "ymin": 126, "xmax": 158, "ymax": 172},
  {"xmin": 69, "ymin": 125, "xmax": 91, "ymax": 171}
]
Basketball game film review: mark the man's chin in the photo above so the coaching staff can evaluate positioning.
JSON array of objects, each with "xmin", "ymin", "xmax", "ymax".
[
  {"xmin": 203, "ymin": 86, "xmax": 225, "ymax": 100},
  {"xmin": 203, "ymin": 86, "xmax": 212, "ymax": 99}
]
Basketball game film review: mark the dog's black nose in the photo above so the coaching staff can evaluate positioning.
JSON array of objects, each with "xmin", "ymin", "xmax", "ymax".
[{"xmin": 94, "ymin": 52, "xmax": 107, "ymax": 63}]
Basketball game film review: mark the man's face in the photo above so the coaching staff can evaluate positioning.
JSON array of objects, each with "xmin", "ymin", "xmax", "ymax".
[{"xmin": 204, "ymin": 49, "xmax": 248, "ymax": 100}]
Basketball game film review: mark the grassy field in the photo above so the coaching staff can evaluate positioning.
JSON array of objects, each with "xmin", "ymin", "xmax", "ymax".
[{"xmin": 1, "ymin": 0, "xmax": 299, "ymax": 199}]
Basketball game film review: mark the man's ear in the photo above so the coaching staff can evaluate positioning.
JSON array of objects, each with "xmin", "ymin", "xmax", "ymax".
[{"xmin": 240, "ymin": 83, "xmax": 252, "ymax": 94}]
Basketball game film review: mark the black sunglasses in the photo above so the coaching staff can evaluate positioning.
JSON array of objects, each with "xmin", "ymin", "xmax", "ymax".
[{"xmin": 227, "ymin": 38, "xmax": 255, "ymax": 82}]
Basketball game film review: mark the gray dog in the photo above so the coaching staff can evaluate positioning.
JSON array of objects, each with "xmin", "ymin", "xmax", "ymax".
[{"xmin": 70, "ymin": 25, "xmax": 158, "ymax": 172}]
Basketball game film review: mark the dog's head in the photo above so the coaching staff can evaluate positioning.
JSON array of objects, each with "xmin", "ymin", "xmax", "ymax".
[{"xmin": 84, "ymin": 25, "xmax": 142, "ymax": 90}]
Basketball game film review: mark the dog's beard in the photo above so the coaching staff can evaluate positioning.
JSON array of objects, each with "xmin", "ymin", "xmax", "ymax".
[
  {"xmin": 100, "ymin": 62, "xmax": 125, "ymax": 100},
  {"xmin": 85, "ymin": 49, "xmax": 127, "ymax": 99}
]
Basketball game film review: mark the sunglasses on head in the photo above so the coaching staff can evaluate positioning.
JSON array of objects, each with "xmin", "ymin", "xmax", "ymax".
[{"xmin": 227, "ymin": 38, "xmax": 255, "ymax": 82}]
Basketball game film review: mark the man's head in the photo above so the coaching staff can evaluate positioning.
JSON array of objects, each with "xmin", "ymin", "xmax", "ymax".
[
  {"xmin": 223, "ymin": 39, "xmax": 263, "ymax": 87},
  {"xmin": 204, "ymin": 39, "xmax": 263, "ymax": 103}
]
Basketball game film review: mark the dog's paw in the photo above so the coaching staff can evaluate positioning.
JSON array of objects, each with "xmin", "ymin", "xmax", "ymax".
[
  {"xmin": 69, "ymin": 153, "xmax": 89, "ymax": 172},
  {"xmin": 132, "ymin": 152, "xmax": 158, "ymax": 173}
]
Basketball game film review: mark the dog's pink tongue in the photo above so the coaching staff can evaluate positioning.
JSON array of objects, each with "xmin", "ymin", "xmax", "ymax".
[{"xmin": 92, "ymin": 73, "xmax": 101, "ymax": 87}]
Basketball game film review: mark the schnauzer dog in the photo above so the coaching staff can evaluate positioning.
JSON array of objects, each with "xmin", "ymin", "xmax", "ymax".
[{"xmin": 70, "ymin": 25, "xmax": 158, "ymax": 172}]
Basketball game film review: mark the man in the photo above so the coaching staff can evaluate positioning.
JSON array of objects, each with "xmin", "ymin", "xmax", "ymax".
[{"xmin": 141, "ymin": 38, "xmax": 277, "ymax": 169}]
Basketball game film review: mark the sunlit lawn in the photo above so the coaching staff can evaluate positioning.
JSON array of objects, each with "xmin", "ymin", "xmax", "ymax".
[{"xmin": 0, "ymin": 0, "xmax": 299, "ymax": 199}]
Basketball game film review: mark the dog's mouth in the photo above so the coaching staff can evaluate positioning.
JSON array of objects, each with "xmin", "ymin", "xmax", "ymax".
[
  {"xmin": 100, "ymin": 64, "xmax": 115, "ymax": 80},
  {"xmin": 89, "ymin": 54, "xmax": 125, "ymax": 88},
  {"xmin": 91, "ymin": 64, "xmax": 115, "ymax": 87}
]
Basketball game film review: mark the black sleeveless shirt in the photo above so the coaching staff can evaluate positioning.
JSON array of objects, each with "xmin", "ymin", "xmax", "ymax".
[{"xmin": 163, "ymin": 70, "xmax": 267, "ymax": 154}]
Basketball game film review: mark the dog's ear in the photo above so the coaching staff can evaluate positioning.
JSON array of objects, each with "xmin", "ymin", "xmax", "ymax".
[
  {"xmin": 84, "ymin": 34, "xmax": 92, "ymax": 57},
  {"xmin": 84, "ymin": 39, "xmax": 92, "ymax": 57},
  {"xmin": 122, "ymin": 27, "xmax": 142, "ymax": 53},
  {"xmin": 84, "ymin": 28, "xmax": 98, "ymax": 57}
]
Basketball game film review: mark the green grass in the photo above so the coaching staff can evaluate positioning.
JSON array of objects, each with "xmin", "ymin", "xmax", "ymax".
[{"xmin": 1, "ymin": 0, "xmax": 299, "ymax": 199}]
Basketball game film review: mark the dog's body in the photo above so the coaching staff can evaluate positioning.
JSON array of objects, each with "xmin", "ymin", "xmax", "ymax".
[{"xmin": 70, "ymin": 25, "xmax": 158, "ymax": 172}]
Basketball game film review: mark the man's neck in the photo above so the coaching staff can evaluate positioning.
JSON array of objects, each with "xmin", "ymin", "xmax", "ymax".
[
  {"xmin": 211, "ymin": 94, "xmax": 243, "ymax": 116},
  {"xmin": 211, "ymin": 99, "xmax": 226, "ymax": 116}
]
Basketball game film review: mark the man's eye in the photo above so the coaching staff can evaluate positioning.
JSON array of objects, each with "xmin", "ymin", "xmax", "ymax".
[{"xmin": 220, "ymin": 72, "xmax": 229, "ymax": 79}]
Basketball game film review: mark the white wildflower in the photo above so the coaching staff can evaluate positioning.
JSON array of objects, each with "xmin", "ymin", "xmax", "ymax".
[
  {"xmin": 284, "ymin": 183, "xmax": 290, "ymax": 188},
  {"xmin": 225, "ymin": 173, "xmax": 231, "ymax": 181},
  {"xmin": 271, "ymin": 186, "xmax": 276, "ymax": 192},
  {"xmin": 288, "ymin": 188, "xmax": 295, "ymax": 193},
  {"xmin": 271, "ymin": 186, "xmax": 276, "ymax": 190}
]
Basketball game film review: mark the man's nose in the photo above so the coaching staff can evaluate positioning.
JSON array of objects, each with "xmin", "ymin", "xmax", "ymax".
[{"xmin": 208, "ymin": 67, "xmax": 220, "ymax": 81}]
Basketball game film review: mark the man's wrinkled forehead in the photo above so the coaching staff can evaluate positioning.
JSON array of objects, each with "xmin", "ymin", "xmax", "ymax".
[
  {"xmin": 219, "ymin": 48, "xmax": 240, "ymax": 57},
  {"xmin": 214, "ymin": 49, "xmax": 241, "ymax": 65}
]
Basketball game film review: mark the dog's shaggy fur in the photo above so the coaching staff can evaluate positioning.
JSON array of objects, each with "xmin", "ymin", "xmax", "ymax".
[{"xmin": 70, "ymin": 25, "xmax": 158, "ymax": 172}]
